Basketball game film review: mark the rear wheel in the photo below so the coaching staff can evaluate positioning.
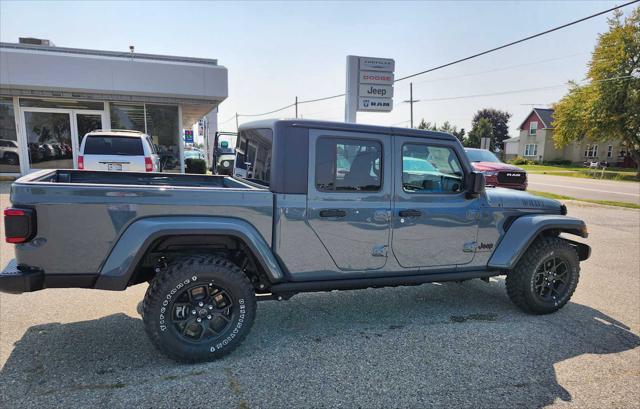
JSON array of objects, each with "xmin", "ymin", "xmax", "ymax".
[
  {"xmin": 506, "ymin": 237, "xmax": 580, "ymax": 314},
  {"xmin": 142, "ymin": 256, "xmax": 256, "ymax": 362}
]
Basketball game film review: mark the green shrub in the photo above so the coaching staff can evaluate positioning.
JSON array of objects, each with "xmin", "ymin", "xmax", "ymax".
[
  {"xmin": 508, "ymin": 157, "xmax": 536, "ymax": 165},
  {"xmin": 543, "ymin": 159, "xmax": 572, "ymax": 166},
  {"xmin": 185, "ymin": 158, "xmax": 207, "ymax": 174}
]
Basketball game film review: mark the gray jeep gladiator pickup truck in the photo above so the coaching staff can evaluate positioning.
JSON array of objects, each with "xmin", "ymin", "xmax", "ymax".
[{"xmin": 1, "ymin": 119, "xmax": 590, "ymax": 362}]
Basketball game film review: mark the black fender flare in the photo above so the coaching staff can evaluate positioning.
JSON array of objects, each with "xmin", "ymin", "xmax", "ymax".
[
  {"xmin": 94, "ymin": 216, "xmax": 285, "ymax": 290},
  {"xmin": 488, "ymin": 215, "xmax": 589, "ymax": 270}
]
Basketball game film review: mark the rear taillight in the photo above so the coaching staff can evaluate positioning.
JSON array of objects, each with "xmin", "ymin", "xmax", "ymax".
[
  {"xmin": 145, "ymin": 157, "xmax": 153, "ymax": 172},
  {"xmin": 77, "ymin": 155, "xmax": 84, "ymax": 169},
  {"xmin": 4, "ymin": 208, "xmax": 36, "ymax": 244}
]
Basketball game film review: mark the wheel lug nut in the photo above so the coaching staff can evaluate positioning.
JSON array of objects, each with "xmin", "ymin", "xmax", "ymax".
[
  {"xmin": 207, "ymin": 315, "xmax": 212, "ymax": 320},
  {"xmin": 198, "ymin": 302, "xmax": 204, "ymax": 307},
  {"xmin": 208, "ymin": 305, "xmax": 213, "ymax": 310},
  {"xmin": 191, "ymin": 310, "xmax": 196, "ymax": 315},
  {"xmin": 196, "ymin": 318, "xmax": 202, "ymax": 323}
]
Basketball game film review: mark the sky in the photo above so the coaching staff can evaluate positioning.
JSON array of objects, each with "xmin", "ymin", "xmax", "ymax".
[{"xmin": 0, "ymin": 0, "xmax": 635, "ymax": 137}]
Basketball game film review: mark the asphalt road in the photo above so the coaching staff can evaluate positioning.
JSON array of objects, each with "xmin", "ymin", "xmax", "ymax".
[
  {"xmin": 527, "ymin": 173, "xmax": 640, "ymax": 205},
  {"xmin": 1, "ymin": 182, "xmax": 639, "ymax": 408}
]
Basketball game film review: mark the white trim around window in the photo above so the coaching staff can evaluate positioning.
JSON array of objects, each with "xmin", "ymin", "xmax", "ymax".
[
  {"xmin": 529, "ymin": 121, "xmax": 538, "ymax": 135},
  {"xmin": 607, "ymin": 145, "xmax": 613, "ymax": 158},
  {"xmin": 584, "ymin": 144, "xmax": 598, "ymax": 158},
  {"xmin": 524, "ymin": 144, "xmax": 538, "ymax": 157}
]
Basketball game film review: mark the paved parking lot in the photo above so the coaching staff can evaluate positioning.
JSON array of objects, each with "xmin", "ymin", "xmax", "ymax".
[{"xmin": 1, "ymin": 182, "xmax": 639, "ymax": 408}]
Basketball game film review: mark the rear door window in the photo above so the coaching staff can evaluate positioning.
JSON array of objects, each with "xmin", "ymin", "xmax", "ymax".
[
  {"xmin": 84, "ymin": 136, "xmax": 144, "ymax": 156},
  {"xmin": 316, "ymin": 138, "xmax": 382, "ymax": 192}
]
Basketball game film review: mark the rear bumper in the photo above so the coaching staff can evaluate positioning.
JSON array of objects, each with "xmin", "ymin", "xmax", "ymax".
[{"xmin": 0, "ymin": 259, "xmax": 44, "ymax": 294}]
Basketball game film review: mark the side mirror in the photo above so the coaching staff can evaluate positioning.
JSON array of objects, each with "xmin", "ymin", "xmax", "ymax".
[{"xmin": 467, "ymin": 171, "xmax": 485, "ymax": 198}]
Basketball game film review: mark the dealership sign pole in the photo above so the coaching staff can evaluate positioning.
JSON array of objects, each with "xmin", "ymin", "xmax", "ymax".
[{"xmin": 345, "ymin": 55, "xmax": 395, "ymax": 123}]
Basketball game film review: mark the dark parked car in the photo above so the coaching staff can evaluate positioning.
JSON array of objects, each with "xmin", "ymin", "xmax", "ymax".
[{"xmin": 465, "ymin": 148, "xmax": 527, "ymax": 190}]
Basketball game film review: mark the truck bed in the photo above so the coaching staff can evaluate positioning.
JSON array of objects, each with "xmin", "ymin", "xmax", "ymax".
[
  {"xmin": 22, "ymin": 169, "xmax": 263, "ymax": 189},
  {"xmin": 10, "ymin": 169, "xmax": 274, "ymax": 278}
]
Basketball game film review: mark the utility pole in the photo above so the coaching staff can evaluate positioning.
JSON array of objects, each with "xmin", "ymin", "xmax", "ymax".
[
  {"xmin": 295, "ymin": 96, "xmax": 298, "ymax": 118},
  {"xmin": 402, "ymin": 82, "xmax": 420, "ymax": 128},
  {"xmin": 235, "ymin": 113, "xmax": 239, "ymax": 132}
]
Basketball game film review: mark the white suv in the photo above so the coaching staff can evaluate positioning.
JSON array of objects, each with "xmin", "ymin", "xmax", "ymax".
[{"xmin": 78, "ymin": 130, "xmax": 161, "ymax": 172}]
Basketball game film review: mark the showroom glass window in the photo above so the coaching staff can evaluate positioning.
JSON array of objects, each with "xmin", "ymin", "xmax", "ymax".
[
  {"xmin": 0, "ymin": 97, "xmax": 20, "ymax": 173},
  {"xmin": 110, "ymin": 103, "xmax": 146, "ymax": 132},
  {"xmin": 145, "ymin": 104, "xmax": 179, "ymax": 173}
]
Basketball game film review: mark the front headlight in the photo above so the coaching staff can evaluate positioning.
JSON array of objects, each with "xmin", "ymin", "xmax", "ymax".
[
  {"xmin": 223, "ymin": 161, "xmax": 229, "ymax": 167},
  {"xmin": 484, "ymin": 171, "xmax": 498, "ymax": 177}
]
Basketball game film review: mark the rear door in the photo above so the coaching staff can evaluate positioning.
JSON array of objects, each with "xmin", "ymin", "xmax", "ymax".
[
  {"xmin": 392, "ymin": 136, "xmax": 480, "ymax": 268},
  {"xmin": 307, "ymin": 130, "xmax": 392, "ymax": 271},
  {"xmin": 82, "ymin": 135, "xmax": 146, "ymax": 171}
]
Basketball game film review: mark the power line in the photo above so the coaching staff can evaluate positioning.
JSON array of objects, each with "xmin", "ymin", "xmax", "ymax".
[
  {"xmin": 413, "ymin": 75, "xmax": 633, "ymax": 103},
  {"xmin": 394, "ymin": 0, "xmax": 639, "ymax": 83},
  {"xmin": 237, "ymin": 102, "xmax": 296, "ymax": 118},
  {"xmin": 218, "ymin": 114, "xmax": 237, "ymax": 125},
  {"xmin": 298, "ymin": 93, "xmax": 345, "ymax": 104},
  {"xmin": 228, "ymin": 1, "xmax": 637, "ymax": 121}
]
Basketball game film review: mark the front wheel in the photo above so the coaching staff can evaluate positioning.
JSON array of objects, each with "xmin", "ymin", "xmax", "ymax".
[
  {"xmin": 142, "ymin": 256, "xmax": 256, "ymax": 362},
  {"xmin": 506, "ymin": 237, "xmax": 580, "ymax": 314}
]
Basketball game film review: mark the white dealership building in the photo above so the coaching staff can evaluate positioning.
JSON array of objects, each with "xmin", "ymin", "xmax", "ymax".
[{"xmin": 0, "ymin": 38, "xmax": 228, "ymax": 176}]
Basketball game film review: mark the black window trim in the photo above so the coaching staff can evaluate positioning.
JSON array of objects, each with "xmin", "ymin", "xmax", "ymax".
[
  {"xmin": 400, "ymin": 141, "xmax": 466, "ymax": 195},
  {"xmin": 315, "ymin": 135, "xmax": 384, "ymax": 193}
]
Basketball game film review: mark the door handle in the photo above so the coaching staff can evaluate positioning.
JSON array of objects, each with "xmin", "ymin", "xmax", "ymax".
[
  {"xmin": 399, "ymin": 209, "xmax": 422, "ymax": 217},
  {"xmin": 319, "ymin": 209, "xmax": 347, "ymax": 218}
]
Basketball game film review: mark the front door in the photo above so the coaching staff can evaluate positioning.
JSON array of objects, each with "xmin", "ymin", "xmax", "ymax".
[
  {"xmin": 307, "ymin": 130, "xmax": 392, "ymax": 271},
  {"xmin": 392, "ymin": 136, "xmax": 480, "ymax": 269},
  {"xmin": 21, "ymin": 108, "xmax": 105, "ymax": 173},
  {"xmin": 22, "ymin": 109, "xmax": 75, "ymax": 172}
]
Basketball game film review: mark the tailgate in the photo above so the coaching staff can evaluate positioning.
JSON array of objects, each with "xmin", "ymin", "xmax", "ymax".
[{"xmin": 84, "ymin": 154, "xmax": 145, "ymax": 172}]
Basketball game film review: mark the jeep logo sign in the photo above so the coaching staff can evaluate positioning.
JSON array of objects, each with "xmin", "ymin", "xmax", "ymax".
[{"xmin": 359, "ymin": 84, "xmax": 394, "ymax": 98}]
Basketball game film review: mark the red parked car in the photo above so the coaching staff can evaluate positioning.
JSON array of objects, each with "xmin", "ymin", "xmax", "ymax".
[{"xmin": 465, "ymin": 148, "xmax": 527, "ymax": 190}]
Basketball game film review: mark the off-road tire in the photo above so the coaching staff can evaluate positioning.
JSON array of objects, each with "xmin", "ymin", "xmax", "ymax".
[
  {"xmin": 142, "ymin": 255, "xmax": 256, "ymax": 363},
  {"xmin": 506, "ymin": 236, "xmax": 580, "ymax": 315}
]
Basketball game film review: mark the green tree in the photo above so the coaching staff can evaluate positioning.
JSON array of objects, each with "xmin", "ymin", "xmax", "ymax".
[
  {"xmin": 471, "ymin": 108, "xmax": 512, "ymax": 150},
  {"xmin": 467, "ymin": 118, "xmax": 493, "ymax": 148},
  {"xmin": 417, "ymin": 119, "xmax": 437, "ymax": 131},
  {"xmin": 553, "ymin": 7, "xmax": 640, "ymax": 176},
  {"xmin": 452, "ymin": 128, "xmax": 466, "ymax": 145}
]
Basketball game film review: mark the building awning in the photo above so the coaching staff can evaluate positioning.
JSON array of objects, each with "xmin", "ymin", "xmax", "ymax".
[{"xmin": 0, "ymin": 42, "xmax": 228, "ymax": 122}]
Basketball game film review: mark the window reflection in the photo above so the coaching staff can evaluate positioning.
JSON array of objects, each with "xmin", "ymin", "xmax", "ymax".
[{"xmin": 0, "ymin": 97, "xmax": 20, "ymax": 173}]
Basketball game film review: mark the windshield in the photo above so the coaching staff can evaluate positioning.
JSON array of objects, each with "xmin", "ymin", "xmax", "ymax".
[
  {"xmin": 184, "ymin": 151, "xmax": 202, "ymax": 159},
  {"xmin": 465, "ymin": 149, "xmax": 501, "ymax": 163}
]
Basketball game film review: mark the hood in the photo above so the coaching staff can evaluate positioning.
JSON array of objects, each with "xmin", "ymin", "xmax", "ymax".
[
  {"xmin": 471, "ymin": 162, "xmax": 525, "ymax": 172},
  {"xmin": 485, "ymin": 188, "xmax": 562, "ymax": 212}
]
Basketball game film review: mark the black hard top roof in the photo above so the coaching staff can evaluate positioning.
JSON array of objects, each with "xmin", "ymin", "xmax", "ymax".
[{"xmin": 238, "ymin": 119, "xmax": 457, "ymax": 142}]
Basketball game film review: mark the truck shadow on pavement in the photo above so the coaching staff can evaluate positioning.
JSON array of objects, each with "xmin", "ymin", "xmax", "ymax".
[{"xmin": 1, "ymin": 280, "xmax": 639, "ymax": 408}]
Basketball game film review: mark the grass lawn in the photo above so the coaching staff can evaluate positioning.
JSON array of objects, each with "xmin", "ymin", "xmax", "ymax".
[
  {"xmin": 520, "ymin": 164, "xmax": 638, "ymax": 182},
  {"xmin": 529, "ymin": 190, "xmax": 640, "ymax": 210}
]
